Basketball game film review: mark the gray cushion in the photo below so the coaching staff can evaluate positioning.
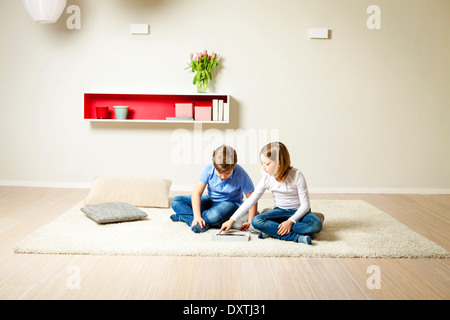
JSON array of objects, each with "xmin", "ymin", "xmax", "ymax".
[{"xmin": 81, "ymin": 202, "xmax": 148, "ymax": 224}]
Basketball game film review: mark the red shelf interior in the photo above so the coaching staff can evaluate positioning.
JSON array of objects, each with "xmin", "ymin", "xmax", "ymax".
[{"xmin": 84, "ymin": 93, "xmax": 228, "ymax": 120}]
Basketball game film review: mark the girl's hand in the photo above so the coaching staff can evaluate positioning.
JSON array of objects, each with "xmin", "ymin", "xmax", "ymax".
[
  {"xmin": 277, "ymin": 220, "xmax": 294, "ymax": 236},
  {"xmin": 219, "ymin": 219, "xmax": 234, "ymax": 234},
  {"xmin": 240, "ymin": 222, "xmax": 251, "ymax": 231}
]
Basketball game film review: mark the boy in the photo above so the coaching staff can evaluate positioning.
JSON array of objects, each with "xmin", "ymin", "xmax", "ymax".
[{"xmin": 170, "ymin": 145, "xmax": 257, "ymax": 233}]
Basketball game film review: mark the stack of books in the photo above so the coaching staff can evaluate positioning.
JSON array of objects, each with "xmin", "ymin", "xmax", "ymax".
[{"xmin": 212, "ymin": 99, "xmax": 229, "ymax": 122}]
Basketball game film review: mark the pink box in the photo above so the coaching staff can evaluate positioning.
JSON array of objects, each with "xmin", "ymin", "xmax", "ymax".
[
  {"xmin": 195, "ymin": 106, "xmax": 212, "ymax": 121},
  {"xmin": 175, "ymin": 103, "xmax": 194, "ymax": 117}
]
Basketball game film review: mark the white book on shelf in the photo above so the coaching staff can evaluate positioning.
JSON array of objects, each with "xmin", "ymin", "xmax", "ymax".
[
  {"xmin": 212, "ymin": 99, "xmax": 219, "ymax": 121},
  {"xmin": 223, "ymin": 102, "xmax": 229, "ymax": 122},
  {"xmin": 218, "ymin": 100, "xmax": 224, "ymax": 121}
]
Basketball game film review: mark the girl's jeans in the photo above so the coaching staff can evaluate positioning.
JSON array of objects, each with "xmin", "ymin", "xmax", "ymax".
[
  {"xmin": 252, "ymin": 207, "xmax": 322, "ymax": 242},
  {"xmin": 171, "ymin": 195, "xmax": 239, "ymax": 227}
]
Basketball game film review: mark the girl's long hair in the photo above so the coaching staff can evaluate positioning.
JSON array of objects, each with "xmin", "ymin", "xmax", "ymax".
[{"xmin": 260, "ymin": 142, "xmax": 292, "ymax": 181}]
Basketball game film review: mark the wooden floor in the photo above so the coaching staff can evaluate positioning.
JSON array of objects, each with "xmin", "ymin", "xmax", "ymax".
[{"xmin": 0, "ymin": 186, "xmax": 448, "ymax": 300}]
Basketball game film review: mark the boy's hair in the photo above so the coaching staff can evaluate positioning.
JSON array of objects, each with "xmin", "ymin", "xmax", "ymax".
[
  {"xmin": 260, "ymin": 142, "xmax": 292, "ymax": 180},
  {"xmin": 212, "ymin": 145, "xmax": 237, "ymax": 173}
]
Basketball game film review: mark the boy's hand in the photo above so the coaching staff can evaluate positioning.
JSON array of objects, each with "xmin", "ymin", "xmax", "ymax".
[
  {"xmin": 277, "ymin": 220, "xmax": 294, "ymax": 236},
  {"xmin": 219, "ymin": 219, "xmax": 234, "ymax": 234},
  {"xmin": 192, "ymin": 217, "xmax": 206, "ymax": 228}
]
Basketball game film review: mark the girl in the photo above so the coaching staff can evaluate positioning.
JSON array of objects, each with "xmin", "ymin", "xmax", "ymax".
[{"xmin": 219, "ymin": 142, "xmax": 322, "ymax": 244}]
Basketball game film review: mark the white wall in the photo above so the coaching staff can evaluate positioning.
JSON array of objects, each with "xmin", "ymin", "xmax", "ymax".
[{"xmin": 0, "ymin": 0, "xmax": 449, "ymax": 193}]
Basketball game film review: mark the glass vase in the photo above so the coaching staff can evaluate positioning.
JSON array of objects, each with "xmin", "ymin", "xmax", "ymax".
[{"xmin": 196, "ymin": 80, "xmax": 210, "ymax": 93}]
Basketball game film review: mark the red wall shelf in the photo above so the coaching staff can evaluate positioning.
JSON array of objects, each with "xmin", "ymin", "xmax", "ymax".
[{"xmin": 84, "ymin": 93, "xmax": 230, "ymax": 123}]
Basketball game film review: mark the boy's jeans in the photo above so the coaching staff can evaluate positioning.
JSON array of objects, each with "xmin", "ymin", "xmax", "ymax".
[
  {"xmin": 252, "ymin": 207, "xmax": 322, "ymax": 242},
  {"xmin": 171, "ymin": 195, "xmax": 239, "ymax": 227}
]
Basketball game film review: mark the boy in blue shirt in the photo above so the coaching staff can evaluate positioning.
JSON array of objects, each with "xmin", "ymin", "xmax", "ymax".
[{"xmin": 170, "ymin": 145, "xmax": 257, "ymax": 233}]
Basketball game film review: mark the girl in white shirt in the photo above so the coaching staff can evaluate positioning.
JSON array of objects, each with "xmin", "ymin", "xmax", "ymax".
[{"xmin": 219, "ymin": 142, "xmax": 322, "ymax": 244}]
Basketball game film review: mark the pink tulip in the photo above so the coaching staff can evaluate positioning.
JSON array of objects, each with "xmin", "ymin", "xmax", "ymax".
[
  {"xmin": 195, "ymin": 55, "xmax": 199, "ymax": 61},
  {"xmin": 203, "ymin": 49, "xmax": 207, "ymax": 55},
  {"xmin": 212, "ymin": 53, "xmax": 217, "ymax": 59},
  {"xmin": 189, "ymin": 53, "xmax": 193, "ymax": 59}
]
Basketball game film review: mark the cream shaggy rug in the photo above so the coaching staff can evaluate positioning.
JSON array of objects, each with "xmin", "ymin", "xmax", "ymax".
[{"xmin": 14, "ymin": 199, "xmax": 449, "ymax": 258}]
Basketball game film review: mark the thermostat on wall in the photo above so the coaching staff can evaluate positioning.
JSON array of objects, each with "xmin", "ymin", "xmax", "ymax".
[
  {"xmin": 131, "ymin": 24, "xmax": 149, "ymax": 35},
  {"xmin": 309, "ymin": 28, "xmax": 329, "ymax": 39}
]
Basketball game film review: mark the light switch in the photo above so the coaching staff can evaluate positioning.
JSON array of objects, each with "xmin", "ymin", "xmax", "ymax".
[
  {"xmin": 131, "ymin": 24, "xmax": 149, "ymax": 35},
  {"xmin": 309, "ymin": 28, "xmax": 329, "ymax": 39}
]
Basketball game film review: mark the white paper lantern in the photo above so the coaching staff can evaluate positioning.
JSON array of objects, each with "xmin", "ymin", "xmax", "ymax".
[{"xmin": 22, "ymin": 0, "xmax": 67, "ymax": 23}]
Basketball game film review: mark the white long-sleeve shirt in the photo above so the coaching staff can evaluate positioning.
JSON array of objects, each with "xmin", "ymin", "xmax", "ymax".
[{"xmin": 230, "ymin": 168, "xmax": 310, "ymax": 224}]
